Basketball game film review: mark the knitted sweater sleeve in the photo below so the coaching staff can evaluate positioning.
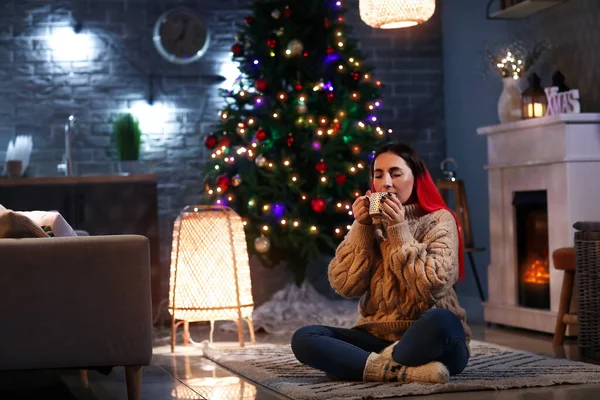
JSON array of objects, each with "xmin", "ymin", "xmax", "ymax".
[
  {"xmin": 382, "ymin": 210, "xmax": 458, "ymax": 304},
  {"xmin": 327, "ymin": 221, "xmax": 375, "ymax": 298}
]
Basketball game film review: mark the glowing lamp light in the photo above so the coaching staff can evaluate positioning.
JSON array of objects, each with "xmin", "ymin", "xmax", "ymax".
[
  {"xmin": 521, "ymin": 73, "xmax": 548, "ymax": 119},
  {"xmin": 169, "ymin": 206, "xmax": 255, "ymax": 351},
  {"xmin": 359, "ymin": 0, "xmax": 436, "ymax": 29},
  {"xmin": 129, "ymin": 101, "xmax": 174, "ymax": 134},
  {"xmin": 48, "ymin": 26, "xmax": 96, "ymax": 62}
]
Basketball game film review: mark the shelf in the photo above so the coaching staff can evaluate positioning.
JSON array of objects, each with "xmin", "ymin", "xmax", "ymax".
[{"xmin": 488, "ymin": 0, "xmax": 568, "ymax": 19}]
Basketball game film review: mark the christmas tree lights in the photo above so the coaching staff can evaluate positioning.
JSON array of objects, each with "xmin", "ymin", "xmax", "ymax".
[{"xmin": 203, "ymin": 0, "xmax": 389, "ymax": 283}]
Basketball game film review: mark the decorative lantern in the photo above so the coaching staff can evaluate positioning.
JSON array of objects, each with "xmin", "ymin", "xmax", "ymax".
[
  {"xmin": 169, "ymin": 205, "xmax": 255, "ymax": 351},
  {"xmin": 359, "ymin": 0, "xmax": 436, "ymax": 29},
  {"xmin": 521, "ymin": 73, "xmax": 548, "ymax": 119}
]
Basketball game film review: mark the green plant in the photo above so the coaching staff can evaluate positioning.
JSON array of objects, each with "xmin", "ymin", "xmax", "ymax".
[{"xmin": 112, "ymin": 113, "xmax": 142, "ymax": 161}]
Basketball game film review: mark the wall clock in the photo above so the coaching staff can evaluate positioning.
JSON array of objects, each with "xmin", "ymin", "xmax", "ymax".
[{"xmin": 153, "ymin": 7, "xmax": 210, "ymax": 64}]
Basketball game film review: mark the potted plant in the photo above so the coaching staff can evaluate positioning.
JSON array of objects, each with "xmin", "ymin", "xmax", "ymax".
[{"xmin": 112, "ymin": 113, "xmax": 142, "ymax": 174}]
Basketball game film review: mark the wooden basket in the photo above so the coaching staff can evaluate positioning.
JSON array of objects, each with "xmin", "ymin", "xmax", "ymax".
[{"xmin": 574, "ymin": 222, "xmax": 600, "ymax": 363}]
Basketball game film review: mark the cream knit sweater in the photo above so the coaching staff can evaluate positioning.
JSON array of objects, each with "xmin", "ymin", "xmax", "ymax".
[{"xmin": 328, "ymin": 203, "xmax": 471, "ymax": 346}]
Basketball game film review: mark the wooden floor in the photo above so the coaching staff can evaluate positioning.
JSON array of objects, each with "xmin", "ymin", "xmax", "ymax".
[{"xmin": 2, "ymin": 322, "xmax": 600, "ymax": 399}]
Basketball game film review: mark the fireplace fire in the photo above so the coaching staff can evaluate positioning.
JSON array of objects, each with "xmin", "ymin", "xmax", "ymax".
[{"xmin": 513, "ymin": 190, "xmax": 550, "ymax": 310}]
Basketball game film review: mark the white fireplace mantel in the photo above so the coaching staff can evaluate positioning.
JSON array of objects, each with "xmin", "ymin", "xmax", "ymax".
[{"xmin": 477, "ymin": 113, "xmax": 600, "ymax": 334}]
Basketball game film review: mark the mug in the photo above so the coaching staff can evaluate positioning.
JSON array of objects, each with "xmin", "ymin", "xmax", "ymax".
[{"xmin": 369, "ymin": 192, "xmax": 396, "ymax": 219}]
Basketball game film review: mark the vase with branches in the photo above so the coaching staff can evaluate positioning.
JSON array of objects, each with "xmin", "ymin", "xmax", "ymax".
[{"xmin": 485, "ymin": 40, "xmax": 551, "ymax": 123}]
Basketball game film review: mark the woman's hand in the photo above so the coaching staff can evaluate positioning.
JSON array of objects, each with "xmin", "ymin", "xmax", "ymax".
[
  {"xmin": 381, "ymin": 194, "xmax": 405, "ymax": 225},
  {"xmin": 352, "ymin": 190, "xmax": 373, "ymax": 225}
]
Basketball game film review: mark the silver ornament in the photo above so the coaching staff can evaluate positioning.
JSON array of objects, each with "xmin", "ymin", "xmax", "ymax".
[
  {"xmin": 254, "ymin": 235, "xmax": 271, "ymax": 253},
  {"xmin": 297, "ymin": 104, "xmax": 308, "ymax": 114},
  {"xmin": 255, "ymin": 156, "xmax": 267, "ymax": 167},
  {"xmin": 287, "ymin": 39, "xmax": 303, "ymax": 57},
  {"xmin": 271, "ymin": 9, "xmax": 281, "ymax": 19}
]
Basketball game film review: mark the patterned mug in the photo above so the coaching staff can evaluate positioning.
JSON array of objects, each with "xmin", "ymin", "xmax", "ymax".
[{"xmin": 368, "ymin": 192, "xmax": 396, "ymax": 219}]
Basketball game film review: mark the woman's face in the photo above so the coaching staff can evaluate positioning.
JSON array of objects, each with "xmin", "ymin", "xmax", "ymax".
[{"xmin": 372, "ymin": 152, "xmax": 415, "ymax": 205}]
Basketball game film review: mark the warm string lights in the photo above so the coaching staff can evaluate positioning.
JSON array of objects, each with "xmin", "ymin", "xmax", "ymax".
[{"xmin": 495, "ymin": 51, "xmax": 523, "ymax": 80}]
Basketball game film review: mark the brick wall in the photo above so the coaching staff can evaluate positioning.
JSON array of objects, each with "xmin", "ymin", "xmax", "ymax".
[{"xmin": 0, "ymin": 0, "xmax": 445, "ymax": 302}]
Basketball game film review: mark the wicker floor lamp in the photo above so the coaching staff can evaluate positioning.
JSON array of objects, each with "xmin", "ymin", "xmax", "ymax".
[{"xmin": 169, "ymin": 205, "xmax": 255, "ymax": 351}]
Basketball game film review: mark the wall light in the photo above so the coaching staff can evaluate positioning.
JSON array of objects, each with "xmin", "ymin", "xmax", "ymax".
[
  {"xmin": 129, "ymin": 100, "xmax": 174, "ymax": 134},
  {"xmin": 218, "ymin": 58, "xmax": 241, "ymax": 89},
  {"xmin": 48, "ymin": 25, "xmax": 96, "ymax": 62}
]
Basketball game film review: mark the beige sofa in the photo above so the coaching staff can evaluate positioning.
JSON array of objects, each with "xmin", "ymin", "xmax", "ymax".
[{"xmin": 0, "ymin": 234, "xmax": 153, "ymax": 399}]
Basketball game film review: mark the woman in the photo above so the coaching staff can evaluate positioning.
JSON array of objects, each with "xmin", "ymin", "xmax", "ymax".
[{"xmin": 291, "ymin": 142, "xmax": 470, "ymax": 384}]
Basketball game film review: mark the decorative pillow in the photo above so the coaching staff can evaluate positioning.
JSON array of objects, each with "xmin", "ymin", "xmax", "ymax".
[
  {"xmin": 0, "ymin": 210, "xmax": 49, "ymax": 238},
  {"xmin": 16, "ymin": 211, "xmax": 77, "ymax": 238},
  {"xmin": 0, "ymin": 204, "xmax": 6, "ymax": 211}
]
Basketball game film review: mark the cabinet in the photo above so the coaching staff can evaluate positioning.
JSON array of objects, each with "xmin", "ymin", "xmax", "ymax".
[{"xmin": 0, "ymin": 174, "xmax": 161, "ymax": 319}]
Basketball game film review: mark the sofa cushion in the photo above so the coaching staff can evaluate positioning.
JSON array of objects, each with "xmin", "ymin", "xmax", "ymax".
[
  {"xmin": 17, "ymin": 211, "xmax": 77, "ymax": 238},
  {"xmin": 0, "ymin": 210, "xmax": 49, "ymax": 238}
]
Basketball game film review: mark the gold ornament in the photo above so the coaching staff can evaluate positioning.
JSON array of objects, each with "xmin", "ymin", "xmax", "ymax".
[
  {"xmin": 287, "ymin": 39, "xmax": 303, "ymax": 57},
  {"xmin": 254, "ymin": 235, "xmax": 271, "ymax": 253},
  {"xmin": 255, "ymin": 156, "xmax": 267, "ymax": 167}
]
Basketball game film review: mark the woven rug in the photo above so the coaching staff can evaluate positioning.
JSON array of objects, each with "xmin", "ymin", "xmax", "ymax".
[{"xmin": 202, "ymin": 340, "xmax": 600, "ymax": 399}]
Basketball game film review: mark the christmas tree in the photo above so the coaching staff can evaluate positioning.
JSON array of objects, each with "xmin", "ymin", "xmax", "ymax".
[{"xmin": 203, "ymin": 0, "xmax": 388, "ymax": 284}]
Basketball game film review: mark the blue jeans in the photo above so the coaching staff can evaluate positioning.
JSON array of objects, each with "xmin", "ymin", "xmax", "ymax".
[{"xmin": 291, "ymin": 308, "xmax": 469, "ymax": 381}]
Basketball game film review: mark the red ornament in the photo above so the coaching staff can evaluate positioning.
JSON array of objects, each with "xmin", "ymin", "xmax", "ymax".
[
  {"xmin": 283, "ymin": 8, "xmax": 291, "ymax": 18},
  {"xmin": 332, "ymin": 121, "xmax": 341, "ymax": 133},
  {"xmin": 294, "ymin": 82, "xmax": 303, "ymax": 91},
  {"xmin": 245, "ymin": 16, "xmax": 254, "ymax": 24},
  {"xmin": 216, "ymin": 174, "xmax": 231, "ymax": 191},
  {"xmin": 220, "ymin": 136, "xmax": 231, "ymax": 148},
  {"xmin": 204, "ymin": 134, "xmax": 218, "ymax": 149},
  {"xmin": 256, "ymin": 78, "xmax": 267, "ymax": 92},
  {"xmin": 311, "ymin": 197, "xmax": 327, "ymax": 213},
  {"xmin": 326, "ymin": 47, "xmax": 334, "ymax": 54},
  {"xmin": 315, "ymin": 160, "xmax": 327, "ymax": 174},
  {"xmin": 231, "ymin": 43, "xmax": 243, "ymax": 56},
  {"xmin": 287, "ymin": 135, "xmax": 295, "ymax": 147},
  {"xmin": 256, "ymin": 128, "xmax": 267, "ymax": 141},
  {"xmin": 335, "ymin": 173, "xmax": 347, "ymax": 185},
  {"xmin": 303, "ymin": 52, "xmax": 308, "ymax": 57},
  {"xmin": 327, "ymin": 92, "xmax": 334, "ymax": 102},
  {"xmin": 350, "ymin": 72, "xmax": 360, "ymax": 81},
  {"xmin": 266, "ymin": 37, "xmax": 277, "ymax": 49},
  {"xmin": 324, "ymin": 18, "xmax": 330, "ymax": 28}
]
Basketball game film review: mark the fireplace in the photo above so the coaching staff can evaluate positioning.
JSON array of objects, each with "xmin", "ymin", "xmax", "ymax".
[
  {"xmin": 478, "ymin": 113, "xmax": 600, "ymax": 334},
  {"xmin": 513, "ymin": 190, "xmax": 550, "ymax": 310}
]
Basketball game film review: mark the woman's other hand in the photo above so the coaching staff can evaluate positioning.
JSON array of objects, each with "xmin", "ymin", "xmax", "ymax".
[
  {"xmin": 352, "ymin": 190, "xmax": 373, "ymax": 225},
  {"xmin": 382, "ymin": 193, "xmax": 405, "ymax": 225}
]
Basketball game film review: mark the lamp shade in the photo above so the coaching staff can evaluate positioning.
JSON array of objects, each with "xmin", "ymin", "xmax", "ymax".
[
  {"xmin": 359, "ymin": 0, "xmax": 436, "ymax": 29},
  {"xmin": 169, "ymin": 205, "xmax": 255, "ymax": 349}
]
